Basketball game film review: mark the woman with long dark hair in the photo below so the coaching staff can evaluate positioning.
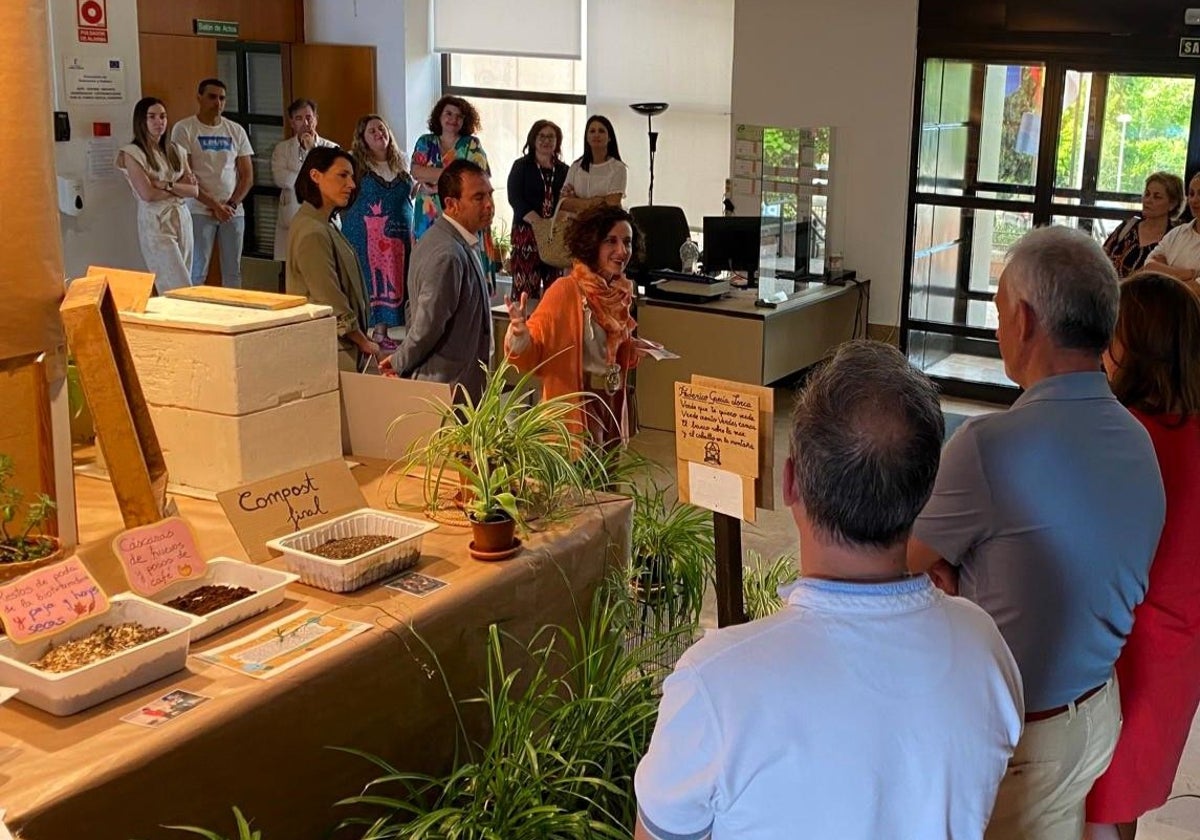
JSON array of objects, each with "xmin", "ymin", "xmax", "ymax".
[
  {"xmin": 506, "ymin": 119, "xmax": 569, "ymax": 299},
  {"xmin": 1086, "ymin": 272, "xmax": 1200, "ymax": 840},
  {"xmin": 115, "ymin": 97, "xmax": 199, "ymax": 292},
  {"xmin": 285, "ymin": 146, "xmax": 379, "ymax": 372},
  {"xmin": 559, "ymin": 115, "xmax": 627, "ymax": 213}
]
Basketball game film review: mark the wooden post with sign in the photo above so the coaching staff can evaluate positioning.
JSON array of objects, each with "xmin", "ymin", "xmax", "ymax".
[{"xmin": 674, "ymin": 376, "xmax": 774, "ymax": 627}]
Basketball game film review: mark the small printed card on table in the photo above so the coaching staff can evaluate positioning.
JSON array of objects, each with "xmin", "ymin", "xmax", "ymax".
[
  {"xmin": 120, "ymin": 689, "xmax": 211, "ymax": 728},
  {"xmin": 112, "ymin": 516, "xmax": 207, "ymax": 597},
  {"xmin": 0, "ymin": 557, "xmax": 109, "ymax": 643},
  {"xmin": 194, "ymin": 610, "xmax": 370, "ymax": 679},
  {"xmin": 383, "ymin": 571, "xmax": 448, "ymax": 598}
]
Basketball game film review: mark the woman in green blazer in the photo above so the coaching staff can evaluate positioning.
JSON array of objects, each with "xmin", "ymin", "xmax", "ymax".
[{"xmin": 286, "ymin": 147, "xmax": 379, "ymax": 372}]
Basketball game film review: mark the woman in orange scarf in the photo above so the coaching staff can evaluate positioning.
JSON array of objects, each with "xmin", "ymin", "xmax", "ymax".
[{"xmin": 505, "ymin": 205, "xmax": 643, "ymax": 448}]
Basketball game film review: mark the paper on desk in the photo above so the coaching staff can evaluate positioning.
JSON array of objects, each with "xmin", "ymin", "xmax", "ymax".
[
  {"xmin": 193, "ymin": 610, "xmax": 370, "ymax": 679},
  {"xmin": 632, "ymin": 337, "xmax": 679, "ymax": 361}
]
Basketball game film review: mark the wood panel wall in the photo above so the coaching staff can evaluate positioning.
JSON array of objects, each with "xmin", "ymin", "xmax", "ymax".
[
  {"xmin": 137, "ymin": 0, "xmax": 304, "ymax": 43},
  {"xmin": 137, "ymin": 34, "xmax": 217, "ymax": 129}
]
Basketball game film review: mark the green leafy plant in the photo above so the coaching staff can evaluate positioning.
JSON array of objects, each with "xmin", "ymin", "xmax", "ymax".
[
  {"xmin": 0, "ymin": 454, "xmax": 59, "ymax": 565},
  {"xmin": 335, "ymin": 579, "xmax": 665, "ymax": 839},
  {"xmin": 392, "ymin": 359, "xmax": 603, "ymax": 529},
  {"xmin": 628, "ymin": 481, "xmax": 714, "ymax": 634},
  {"xmin": 161, "ymin": 807, "xmax": 263, "ymax": 839},
  {"xmin": 742, "ymin": 551, "xmax": 798, "ymax": 621}
]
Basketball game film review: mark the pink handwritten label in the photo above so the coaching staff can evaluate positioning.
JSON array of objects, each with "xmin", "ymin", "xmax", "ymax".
[
  {"xmin": 112, "ymin": 517, "xmax": 208, "ymax": 597},
  {"xmin": 0, "ymin": 557, "xmax": 111, "ymax": 644}
]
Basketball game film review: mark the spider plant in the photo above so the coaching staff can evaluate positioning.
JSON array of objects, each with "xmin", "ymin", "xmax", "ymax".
[
  {"xmin": 0, "ymin": 454, "xmax": 61, "ymax": 575},
  {"xmin": 159, "ymin": 807, "xmax": 263, "ymax": 840},
  {"xmin": 628, "ymin": 482, "xmax": 714, "ymax": 634},
  {"xmin": 391, "ymin": 359, "xmax": 597, "ymax": 529},
  {"xmin": 335, "ymin": 579, "xmax": 665, "ymax": 839},
  {"xmin": 742, "ymin": 551, "xmax": 798, "ymax": 620}
]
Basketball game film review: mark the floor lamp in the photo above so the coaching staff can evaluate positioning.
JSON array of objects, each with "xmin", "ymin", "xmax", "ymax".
[{"xmin": 630, "ymin": 102, "xmax": 668, "ymax": 205}]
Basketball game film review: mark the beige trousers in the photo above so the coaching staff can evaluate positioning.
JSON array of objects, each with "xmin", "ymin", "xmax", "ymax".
[{"xmin": 986, "ymin": 677, "xmax": 1121, "ymax": 840}]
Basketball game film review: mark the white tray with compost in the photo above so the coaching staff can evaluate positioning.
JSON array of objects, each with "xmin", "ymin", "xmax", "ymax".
[
  {"xmin": 265, "ymin": 509, "xmax": 437, "ymax": 593},
  {"xmin": 151, "ymin": 558, "xmax": 299, "ymax": 641},
  {"xmin": 0, "ymin": 593, "xmax": 201, "ymax": 716}
]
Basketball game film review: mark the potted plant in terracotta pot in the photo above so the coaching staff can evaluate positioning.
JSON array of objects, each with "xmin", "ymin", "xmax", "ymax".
[
  {"xmin": 457, "ymin": 458, "xmax": 522, "ymax": 558},
  {"xmin": 395, "ymin": 359, "xmax": 597, "ymax": 525},
  {"xmin": 0, "ymin": 454, "xmax": 63, "ymax": 583}
]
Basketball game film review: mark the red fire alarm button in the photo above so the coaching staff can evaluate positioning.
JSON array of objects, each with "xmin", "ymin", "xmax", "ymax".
[{"xmin": 93, "ymin": 122, "xmax": 111, "ymax": 137}]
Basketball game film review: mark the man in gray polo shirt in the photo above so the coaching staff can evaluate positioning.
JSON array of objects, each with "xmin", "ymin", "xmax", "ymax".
[{"xmin": 909, "ymin": 226, "xmax": 1165, "ymax": 840}]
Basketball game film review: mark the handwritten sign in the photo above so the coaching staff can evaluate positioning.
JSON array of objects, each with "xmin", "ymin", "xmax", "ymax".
[
  {"xmin": 675, "ymin": 383, "xmax": 760, "ymax": 477},
  {"xmin": 112, "ymin": 516, "xmax": 207, "ymax": 597},
  {"xmin": 0, "ymin": 557, "xmax": 110, "ymax": 644},
  {"xmin": 217, "ymin": 460, "xmax": 366, "ymax": 562},
  {"xmin": 692, "ymin": 375, "xmax": 775, "ymax": 510}
]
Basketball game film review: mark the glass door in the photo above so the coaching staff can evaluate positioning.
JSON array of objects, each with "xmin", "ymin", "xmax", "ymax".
[{"xmin": 903, "ymin": 59, "xmax": 1196, "ymax": 402}]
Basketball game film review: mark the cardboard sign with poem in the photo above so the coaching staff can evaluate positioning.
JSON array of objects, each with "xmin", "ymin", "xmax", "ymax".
[
  {"xmin": 218, "ymin": 460, "xmax": 366, "ymax": 562},
  {"xmin": 0, "ymin": 557, "xmax": 110, "ymax": 644},
  {"xmin": 675, "ymin": 380, "xmax": 761, "ymax": 522},
  {"xmin": 112, "ymin": 516, "xmax": 207, "ymax": 597}
]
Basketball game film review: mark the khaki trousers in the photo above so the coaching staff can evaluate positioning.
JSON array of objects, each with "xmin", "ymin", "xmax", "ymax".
[{"xmin": 986, "ymin": 677, "xmax": 1121, "ymax": 840}]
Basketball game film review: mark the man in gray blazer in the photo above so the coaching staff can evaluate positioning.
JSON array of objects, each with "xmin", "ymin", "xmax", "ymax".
[{"xmin": 381, "ymin": 159, "xmax": 495, "ymax": 402}]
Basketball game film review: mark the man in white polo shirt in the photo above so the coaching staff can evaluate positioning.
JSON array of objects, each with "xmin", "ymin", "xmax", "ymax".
[
  {"xmin": 171, "ymin": 78, "xmax": 254, "ymax": 288},
  {"xmin": 634, "ymin": 340, "xmax": 1024, "ymax": 840}
]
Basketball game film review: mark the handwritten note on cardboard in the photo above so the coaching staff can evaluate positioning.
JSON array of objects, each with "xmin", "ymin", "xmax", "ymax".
[
  {"xmin": 217, "ymin": 460, "xmax": 366, "ymax": 563},
  {"xmin": 0, "ymin": 557, "xmax": 110, "ymax": 644},
  {"xmin": 674, "ymin": 383, "xmax": 760, "ymax": 478},
  {"xmin": 112, "ymin": 516, "xmax": 207, "ymax": 597}
]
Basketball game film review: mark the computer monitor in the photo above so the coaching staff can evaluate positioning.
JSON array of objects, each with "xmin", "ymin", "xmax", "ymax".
[{"xmin": 703, "ymin": 216, "xmax": 761, "ymax": 283}]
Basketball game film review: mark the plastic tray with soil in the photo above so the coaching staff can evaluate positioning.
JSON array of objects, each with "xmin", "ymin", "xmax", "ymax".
[
  {"xmin": 308, "ymin": 534, "xmax": 395, "ymax": 560},
  {"xmin": 164, "ymin": 584, "xmax": 257, "ymax": 616},
  {"xmin": 31, "ymin": 622, "xmax": 167, "ymax": 673}
]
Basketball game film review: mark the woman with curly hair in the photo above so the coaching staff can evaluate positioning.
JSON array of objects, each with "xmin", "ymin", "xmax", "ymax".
[
  {"xmin": 1086, "ymin": 272, "xmax": 1200, "ymax": 840},
  {"xmin": 342, "ymin": 114, "xmax": 413, "ymax": 345},
  {"xmin": 504, "ymin": 204, "xmax": 644, "ymax": 448}
]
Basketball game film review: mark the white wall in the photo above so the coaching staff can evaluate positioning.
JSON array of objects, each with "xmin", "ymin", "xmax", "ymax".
[
  {"xmin": 48, "ymin": 0, "xmax": 143, "ymax": 280},
  {"xmin": 304, "ymin": 0, "xmax": 440, "ymax": 154},
  {"xmin": 733, "ymin": 0, "xmax": 919, "ymax": 326}
]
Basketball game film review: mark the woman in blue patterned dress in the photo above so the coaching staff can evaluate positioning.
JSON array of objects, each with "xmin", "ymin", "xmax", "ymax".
[{"xmin": 343, "ymin": 114, "xmax": 414, "ymax": 344}]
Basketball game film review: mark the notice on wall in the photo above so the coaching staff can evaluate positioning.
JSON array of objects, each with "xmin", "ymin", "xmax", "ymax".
[
  {"xmin": 64, "ymin": 55, "xmax": 126, "ymax": 103},
  {"xmin": 112, "ymin": 516, "xmax": 208, "ymax": 597},
  {"xmin": 217, "ymin": 460, "xmax": 367, "ymax": 562},
  {"xmin": 0, "ymin": 556, "xmax": 110, "ymax": 644},
  {"xmin": 87, "ymin": 137, "xmax": 117, "ymax": 180},
  {"xmin": 675, "ymin": 382, "xmax": 760, "ymax": 478}
]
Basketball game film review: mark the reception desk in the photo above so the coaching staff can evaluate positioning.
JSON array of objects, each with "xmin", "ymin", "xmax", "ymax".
[{"xmin": 636, "ymin": 281, "xmax": 867, "ymax": 430}]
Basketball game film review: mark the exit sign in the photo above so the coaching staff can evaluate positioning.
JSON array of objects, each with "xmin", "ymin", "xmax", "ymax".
[
  {"xmin": 194, "ymin": 18, "xmax": 239, "ymax": 38},
  {"xmin": 1181, "ymin": 37, "xmax": 1200, "ymax": 57}
]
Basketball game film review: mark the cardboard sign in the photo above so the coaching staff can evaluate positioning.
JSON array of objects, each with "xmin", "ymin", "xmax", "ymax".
[
  {"xmin": 691, "ymin": 375, "xmax": 775, "ymax": 511},
  {"xmin": 86, "ymin": 265, "xmax": 153, "ymax": 313},
  {"xmin": 217, "ymin": 460, "xmax": 366, "ymax": 562},
  {"xmin": 112, "ymin": 516, "xmax": 207, "ymax": 597},
  {"xmin": 0, "ymin": 556, "xmax": 110, "ymax": 643},
  {"xmin": 339, "ymin": 372, "xmax": 452, "ymax": 461},
  {"xmin": 674, "ymin": 382, "xmax": 760, "ymax": 477}
]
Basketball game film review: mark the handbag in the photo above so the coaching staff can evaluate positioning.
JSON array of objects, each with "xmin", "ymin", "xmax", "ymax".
[{"xmin": 529, "ymin": 202, "xmax": 574, "ymax": 270}]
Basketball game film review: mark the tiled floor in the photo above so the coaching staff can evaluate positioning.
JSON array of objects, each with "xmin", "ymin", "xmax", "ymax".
[{"xmin": 630, "ymin": 388, "xmax": 1200, "ymax": 839}]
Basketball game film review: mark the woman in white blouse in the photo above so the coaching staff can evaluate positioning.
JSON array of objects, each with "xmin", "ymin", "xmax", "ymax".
[
  {"xmin": 559, "ymin": 115, "xmax": 628, "ymax": 212},
  {"xmin": 116, "ymin": 97, "xmax": 199, "ymax": 293},
  {"xmin": 1145, "ymin": 171, "xmax": 1200, "ymax": 287}
]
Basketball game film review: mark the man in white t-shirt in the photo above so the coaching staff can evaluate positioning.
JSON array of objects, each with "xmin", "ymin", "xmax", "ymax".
[
  {"xmin": 171, "ymin": 78, "xmax": 254, "ymax": 288},
  {"xmin": 633, "ymin": 340, "xmax": 1024, "ymax": 840}
]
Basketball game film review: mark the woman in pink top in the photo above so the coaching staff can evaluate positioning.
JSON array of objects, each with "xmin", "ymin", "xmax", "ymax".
[{"xmin": 1087, "ymin": 272, "xmax": 1200, "ymax": 840}]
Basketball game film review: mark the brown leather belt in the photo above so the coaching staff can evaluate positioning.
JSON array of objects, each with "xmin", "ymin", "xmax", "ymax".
[{"xmin": 1025, "ymin": 682, "xmax": 1106, "ymax": 722}]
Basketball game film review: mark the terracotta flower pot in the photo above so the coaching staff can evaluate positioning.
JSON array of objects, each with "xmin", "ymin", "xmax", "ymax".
[
  {"xmin": 470, "ymin": 515, "xmax": 516, "ymax": 553},
  {"xmin": 0, "ymin": 539, "xmax": 65, "ymax": 583}
]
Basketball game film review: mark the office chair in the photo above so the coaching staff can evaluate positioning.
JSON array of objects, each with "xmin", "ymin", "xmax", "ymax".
[{"xmin": 629, "ymin": 205, "xmax": 691, "ymax": 273}]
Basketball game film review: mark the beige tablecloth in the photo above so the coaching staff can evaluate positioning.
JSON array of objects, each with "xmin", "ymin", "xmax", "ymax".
[{"xmin": 0, "ymin": 459, "xmax": 632, "ymax": 840}]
